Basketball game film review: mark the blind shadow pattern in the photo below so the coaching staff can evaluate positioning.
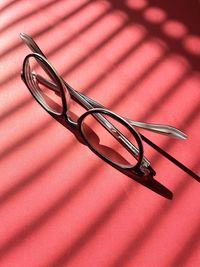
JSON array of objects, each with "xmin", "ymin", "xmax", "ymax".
[{"xmin": 0, "ymin": 0, "xmax": 199, "ymax": 267}]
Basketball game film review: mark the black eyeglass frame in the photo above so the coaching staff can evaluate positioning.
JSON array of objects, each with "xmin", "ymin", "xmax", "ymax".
[
  {"xmin": 21, "ymin": 52, "xmax": 152, "ymax": 176},
  {"xmin": 20, "ymin": 33, "xmax": 200, "ymax": 187}
]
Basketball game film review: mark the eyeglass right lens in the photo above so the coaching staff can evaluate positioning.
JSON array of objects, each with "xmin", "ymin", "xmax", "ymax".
[
  {"xmin": 24, "ymin": 56, "xmax": 63, "ymax": 115},
  {"xmin": 81, "ymin": 112, "xmax": 143, "ymax": 169}
]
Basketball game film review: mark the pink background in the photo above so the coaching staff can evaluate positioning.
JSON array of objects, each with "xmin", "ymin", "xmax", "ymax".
[{"xmin": 0, "ymin": 0, "xmax": 200, "ymax": 266}]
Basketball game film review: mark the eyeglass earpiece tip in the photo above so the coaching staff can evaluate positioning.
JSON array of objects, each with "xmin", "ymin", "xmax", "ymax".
[
  {"xmin": 19, "ymin": 32, "xmax": 25, "ymax": 38},
  {"xmin": 177, "ymin": 131, "xmax": 188, "ymax": 140}
]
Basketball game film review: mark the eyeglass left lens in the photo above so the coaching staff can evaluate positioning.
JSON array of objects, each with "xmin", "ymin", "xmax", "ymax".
[
  {"xmin": 79, "ymin": 110, "xmax": 144, "ymax": 170},
  {"xmin": 24, "ymin": 55, "xmax": 64, "ymax": 115}
]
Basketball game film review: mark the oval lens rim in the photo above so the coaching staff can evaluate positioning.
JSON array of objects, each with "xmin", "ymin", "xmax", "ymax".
[
  {"xmin": 22, "ymin": 53, "xmax": 67, "ymax": 116},
  {"xmin": 78, "ymin": 108, "xmax": 144, "ymax": 170}
]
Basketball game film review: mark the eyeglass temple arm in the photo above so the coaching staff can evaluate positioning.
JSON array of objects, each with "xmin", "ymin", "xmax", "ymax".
[
  {"xmin": 34, "ymin": 75, "xmax": 200, "ymax": 180},
  {"xmin": 83, "ymin": 91, "xmax": 200, "ymax": 181},
  {"xmin": 80, "ymin": 90, "xmax": 200, "ymax": 181},
  {"xmin": 34, "ymin": 74, "xmax": 187, "ymax": 140},
  {"xmin": 76, "ymin": 92, "xmax": 187, "ymax": 140},
  {"xmin": 20, "ymin": 32, "xmax": 187, "ymax": 140},
  {"xmin": 22, "ymin": 34, "xmax": 198, "ymax": 179},
  {"xmin": 63, "ymin": 83, "xmax": 200, "ymax": 181},
  {"xmin": 72, "ymin": 86, "xmax": 198, "ymax": 181}
]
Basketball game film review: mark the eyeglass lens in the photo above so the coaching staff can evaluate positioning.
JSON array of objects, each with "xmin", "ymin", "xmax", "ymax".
[
  {"xmin": 80, "ymin": 112, "xmax": 142, "ymax": 168},
  {"xmin": 24, "ymin": 56, "xmax": 63, "ymax": 115}
]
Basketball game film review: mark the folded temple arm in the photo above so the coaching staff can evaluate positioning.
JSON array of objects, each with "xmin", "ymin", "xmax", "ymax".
[{"xmin": 34, "ymin": 73, "xmax": 187, "ymax": 140}]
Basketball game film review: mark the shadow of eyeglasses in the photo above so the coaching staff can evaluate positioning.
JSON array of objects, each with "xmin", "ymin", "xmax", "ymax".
[{"xmin": 49, "ymin": 107, "xmax": 173, "ymax": 200}]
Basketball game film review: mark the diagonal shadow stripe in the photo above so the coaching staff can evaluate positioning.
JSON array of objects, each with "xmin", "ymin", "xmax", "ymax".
[
  {"xmin": 0, "ymin": 0, "xmax": 21, "ymax": 13},
  {"xmin": 46, "ymin": 7, "xmax": 113, "ymax": 58},
  {"xmin": 0, "ymin": 85, "xmax": 197, "ymax": 262},
  {"xmin": 0, "ymin": 1, "xmax": 198, "ymax": 266},
  {"xmin": 146, "ymin": 103, "xmax": 200, "ymax": 180},
  {"xmin": 35, "ymin": 94, "xmax": 200, "ymax": 266},
  {"xmin": 79, "ymin": 39, "xmax": 169, "ymax": 105},
  {"xmin": 0, "ymin": 5, "xmax": 112, "ymax": 119},
  {"xmin": 106, "ymin": 96, "xmax": 200, "ymax": 266},
  {"xmin": 0, "ymin": 1, "xmax": 136, "ymax": 206},
  {"xmin": 0, "ymin": 129, "xmax": 79, "ymax": 206},
  {"xmin": 0, "ymin": 118, "xmax": 53, "ymax": 160},
  {"xmin": 0, "ymin": 96, "xmax": 34, "ymax": 123},
  {"xmin": 32, "ymin": 77, "xmax": 198, "ymax": 266},
  {"xmin": 45, "ymin": 184, "xmax": 136, "ymax": 267},
  {"xmin": 107, "ymin": 0, "xmax": 200, "ymax": 69},
  {"xmin": 0, "ymin": 0, "xmax": 93, "ymax": 61},
  {"xmin": 60, "ymin": 20, "xmax": 139, "ymax": 81},
  {"xmin": 168, "ymin": 219, "xmax": 200, "ymax": 267},
  {"xmin": 0, "ymin": 24, "xmax": 194, "ymax": 209},
  {"xmin": 0, "ymin": 153, "xmax": 132, "ymax": 259},
  {"xmin": 0, "ymin": 0, "xmax": 112, "ymax": 88},
  {"xmin": 108, "ymin": 161, "xmax": 200, "ymax": 267},
  {"xmin": 0, "ymin": 0, "xmax": 112, "ymax": 91},
  {"xmin": 0, "ymin": 0, "xmax": 63, "ymax": 34}
]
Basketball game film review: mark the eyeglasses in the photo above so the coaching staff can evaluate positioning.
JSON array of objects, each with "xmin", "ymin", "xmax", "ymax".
[{"xmin": 20, "ymin": 33, "xmax": 189, "ymax": 179}]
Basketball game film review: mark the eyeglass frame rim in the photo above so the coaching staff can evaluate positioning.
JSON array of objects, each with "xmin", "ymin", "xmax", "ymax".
[
  {"xmin": 21, "ymin": 52, "xmax": 146, "ymax": 173},
  {"xmin": 78, "ymin": 107, "xmax": 144, "ymax": 172},
  {"xmin": 22, "ymin": 52, "xmax": 68, "ymax": 117},
  {"xmin": 20, "ymin": 32, "xmax": 198, "ymax": 181}
]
